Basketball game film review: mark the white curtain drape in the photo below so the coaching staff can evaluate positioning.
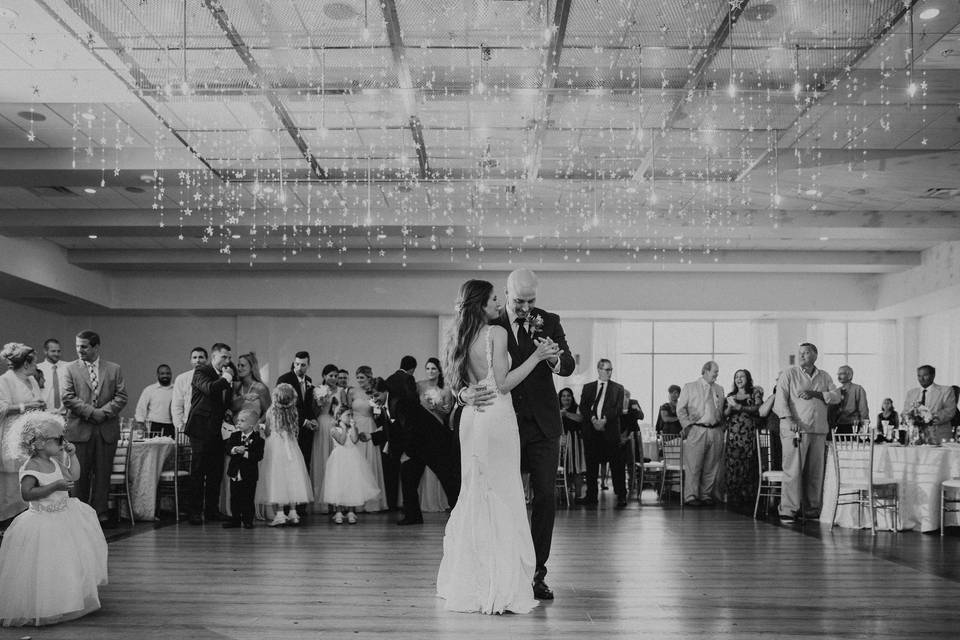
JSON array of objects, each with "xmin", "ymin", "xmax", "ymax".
[
  {"xmin": 919, "ymin": 309, "xmax": 960, "ymax": 388},
  {"xmin": 878, "ymin": 320, "xmax": 903, "ymax": 407},
  {"xmin": 749, "ymin": 319, "xmax": 780, "ymax": 391},
  {"xmin": 591, "ymin": 319, "xmax": 621, "ymax": 372}
]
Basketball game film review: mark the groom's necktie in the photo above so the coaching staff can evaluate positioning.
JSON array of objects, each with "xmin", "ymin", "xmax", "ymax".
[{"xmin": 515, "ymin": 317, "xmax": 533, "ymax": 353}]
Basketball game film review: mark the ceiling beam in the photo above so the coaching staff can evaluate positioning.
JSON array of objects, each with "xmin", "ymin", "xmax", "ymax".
[
  {"xmin": 380, "ymin": 0, "xmax": 430, "ymax": 179},
  {"xmin": 202, "ymin": 0, "xmax": 325, "ymax": 180},
  {"xmin": 525, "ymin": 0, "xmax": 573, "ymax": 182}
]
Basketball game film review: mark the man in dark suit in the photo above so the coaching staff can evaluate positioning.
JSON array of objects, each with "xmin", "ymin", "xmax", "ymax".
[
  {"xmin": 578, "ymin": 359, "xmax": 628, "ymax": 508},
  {"xmin": 275, "ymin": 351, "xmax": 318, "ymax": 470},
  {"xmin": 385, "ymin": 356, "xmax": 459, "ymax": 525},
  {"xmin": 61, "ymin": 330, "xmax": 128, "ymax": 525},
  {"xmin": 463, "ymin": 268, "xmax": 575, "ymax": 600},
  {"xmin": 184, "ymin": 342, "xmax": 234, "ymax": 525},
  {"xmin": 366, "ymin": 377, "xmax": 404, "ymax": 512},
  {"xmin": 223, "ymin": 409, "xmax": 265, "ymax": 529}
]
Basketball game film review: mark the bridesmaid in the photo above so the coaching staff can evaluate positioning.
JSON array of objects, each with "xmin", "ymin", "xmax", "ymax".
[
  {"xmin": 723, "ymin": 369, "xmax": 763, "ymax": 505},
  {"xmin": 347, "ymin": 366, "xmax": 388, "ymax": 512},
  {"xmin": 310, "ymin": 364, "xmax": 343, "ymax": 514},
  {"xmin": 417, "ymin": 358, "xmax": 455, "ymax": 512},
  {"xmin": 232, "ymin": 352, "xmax": 271, "ymax": 418},
  {"xmin": 0, "ymin": 343, "xmax": 47, "ymax": 522}
]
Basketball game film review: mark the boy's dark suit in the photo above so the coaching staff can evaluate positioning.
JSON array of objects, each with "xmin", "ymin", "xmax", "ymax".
[{"xmin": 224, "ymin": 429, "xmax": 264, "ymax": 526}]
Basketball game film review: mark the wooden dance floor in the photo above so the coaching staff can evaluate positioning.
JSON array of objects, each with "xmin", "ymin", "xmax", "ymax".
[{"xmin": 8, "ymin": 496, "xmax": 960, "ymax": 639}]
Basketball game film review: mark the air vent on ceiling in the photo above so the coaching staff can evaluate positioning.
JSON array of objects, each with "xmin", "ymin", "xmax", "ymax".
[
  {"xmin": 922, "ymin": 187, "xmax": 960, "ymax": 199},
  {"xmin": 26, "ymin": 186, "xmax": 79, "ymax": 198}
]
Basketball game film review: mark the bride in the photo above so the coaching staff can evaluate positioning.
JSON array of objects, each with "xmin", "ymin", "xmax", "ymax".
[{"xmin": 436, "ymin": 279, "xmax": 559, "ymax": 614}]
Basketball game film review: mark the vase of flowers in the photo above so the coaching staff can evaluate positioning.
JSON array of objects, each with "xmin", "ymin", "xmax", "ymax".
[{"xmin": 904, "ymin": 403, "xmax": 935, "ymax": 445}]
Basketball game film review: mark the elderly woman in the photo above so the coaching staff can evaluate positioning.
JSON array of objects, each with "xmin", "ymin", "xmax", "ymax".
[{"xmin": 0, "ymin": 343, "xmax": 48, "ymax": 521}]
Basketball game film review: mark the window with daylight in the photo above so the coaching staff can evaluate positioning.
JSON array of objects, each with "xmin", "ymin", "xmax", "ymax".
[
  {"xmin": 808, "ymin": 321, "xmax": 887, "ymax": 418},
  {"xmin": 617, "ymin": 321, "xmax": 753, "ymax": 423}
]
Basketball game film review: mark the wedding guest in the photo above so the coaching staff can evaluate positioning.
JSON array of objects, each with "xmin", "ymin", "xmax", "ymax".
[
  {"xmin": 655, "ymin": 385, "xmax": 682, "ymax": 436},
  {"xmin": 831, "ymin": 366, "xmax": 870, "ymax": 434},
  {"xmin": 774, "ymin": 343, "xmax": 840, "ymax": 523},
  {"xmin": 722, "ymin": 369, "xmax": 763, "ymax": 505},
  {"xmin": 183, "ymin": 343, "xmax": 233, "ymax": 525},
  {"xmin": 337, "ymin": 369, "xmax": 350, "ymax": 390},
  {"xmin": 345, "ymin": 366, "xmax": 388, "ymax": 512},
  {"xmin": 35, "ymin": 339, "xmax": 64, "ymax": 414},
  {"xmin": 677, "ymin": 361, "xmax": 725, "ymax": 507},
  {"xmin": 621, "ymin": 391, "xmax": 643, "ymax": 496},
  {"xmin": 558, "ymin": 387, "xmax": 585, "ymax": 499},
  {"xmin": 61, "ymin": 331, "xmax": 128, "ymax": 526},
  {"xmin": 222, "ymin": 409, "xmax": 264, "ymax": 530},
  {"xmin": 0, "ymin": 412, "xmax": 107, "ymax": 627},
  {"xmin": 0, "ymin": 343, "xmax": 46, "ymax": 522},
  {"xmin": 903, "ymin": 366, "xmax": 957, "ymax": 444},
  {"xmin": 365, "ymin": 377, "xmax": 401, "ymax": 511},
  {"xmin": 417, "ymin": 358, "xmax": 455, "ymax": 513},
  {"xmin": 323, "ymin": 411, "xmax": 381, "ymax": 524},
  {"xmin": 577, "ymin": 359, "xmax": 627, "ymax": 508},
  {"xmin": 134, "ymin": 364, "xmax": 174, "ymax": 437},
  {"xmin": 171, "ymin": 347, "xmax": 208, "ymax": 434},
  {"xmin": 276, "ymin": 352, "xmax": 318, "ymax": 470},
  {"xmin": 310, "ymin": 364, "xmax": 343, "ymax": 514},
  {"xmin": 232, "ymin": 352, "xmax": 271, "ymax": 418},
  {"xmin": 257, "ymin": 384, "xmax": 314, "ymax": 527},
  {"xmin": 875, "ymin": 398, "xmax": 899, "ymax": 441}
]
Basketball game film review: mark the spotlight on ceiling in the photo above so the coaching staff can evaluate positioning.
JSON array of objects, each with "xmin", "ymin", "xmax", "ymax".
[
  {"xmin": 743, "ymin": 3, "xmax": 777, "ymax": 22},
  {"xmin": 231, "ymin": 234, "xmax": 241, "ymax": 239},
  {"xmin": 83, "ymin": 187, "xmax": 97, "ymax": 194},
  {"xmin": 17, "ymin": 110, "xmax": 46, "ymax": 122},
  {"xmin": 804, "ymin": 188, "xmax": 818, "ymax": 196},
  {"xmin": 139, "ymin": 173, "xmax": 156, "ymax": 184},
  {"xmin": 81, "ymin": 111, "xmax": 96, "ymax": 121},
  {"xmin": 88, "ymin": 234, "xmax": 98, "ymax": 240},
  {"xmin": 919, "ymin": 8, "xmax": 940, "ymax": 20}
]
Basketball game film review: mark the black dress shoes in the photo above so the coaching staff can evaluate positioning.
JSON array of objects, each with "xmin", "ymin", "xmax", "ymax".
[
  {"xmin": 532, "ymin": 579, "xmax": 554, "ymax": 600},
  {"xmin": 396, "ymin": 515, "xmax": 424, "ymax": 526}
]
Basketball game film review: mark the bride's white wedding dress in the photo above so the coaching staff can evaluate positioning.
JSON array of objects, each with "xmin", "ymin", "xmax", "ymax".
[{"xmin": 436, "ymin": 326, "xmax": 538, "ymax": 614}]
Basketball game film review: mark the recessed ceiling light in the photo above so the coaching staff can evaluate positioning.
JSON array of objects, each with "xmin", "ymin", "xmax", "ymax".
[
  {"xmin": 83, "ymin": 187, "xmax": 97, "ymax": 194},
  {"xmin": 139, "ymin": 173, "xmax": 155, "ymax": 184},
  {"xmin": 0, "ymin": 8, "xmax": 19, "ymax": 19},
  {"xmin": 919, "ymin": 8, "xmax": 941, "ymax": 20},
  {"xmin": 80, "ymin": 111, "xmax": 96, "ymax": 121},
  {"xmin": 230, "ymin": 234, "xmax": 241, "ymax": 239},
  {"xmin": 262, "ymin": 186, "xmax": 275, "ymax": 194},
  {"xmin": 804, "ymin": 188, "xmax": 818, "ymax": 196},
  {"xmin": 819, "ymin": 236, "xmax": 829, "ymax": 241},
  {"xmin": 17, "ymin": 110, "xmax": 46, "ymax": 122},
  {"xmin": 443, "ymin": 185, "xmax": 455, "ymax": 194},
  {"xmin": 88, "ymin": 234, "xmax": 98, "ymax": 240}
]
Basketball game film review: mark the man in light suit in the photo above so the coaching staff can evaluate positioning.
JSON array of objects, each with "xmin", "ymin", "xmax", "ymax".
[
  {"xmin": 61, "ymin": 330, "xmax": 128, "ymax": 525},
  {"xmin": 677, "ymin": 361, "xmax": 726, "ymax": 507},
  {"xmin": 578, "ymin": 359, "xmax": 628, "ymax": 508},
  {"xmin": 904, "ymin": 365, "xmax": 958, "ymax": 444}
]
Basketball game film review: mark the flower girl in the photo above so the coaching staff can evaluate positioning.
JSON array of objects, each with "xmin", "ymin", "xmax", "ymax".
[
  {"xmin": 255, "ymin": 383, "xmax": 314, "ymax": 526},
  {"xmin": 322, "ymin": 410, "xmax": 380, "ymax": 524},
  {"xmin": 0, "ymin": 412, "xmax": 108, "ymax": 627}
]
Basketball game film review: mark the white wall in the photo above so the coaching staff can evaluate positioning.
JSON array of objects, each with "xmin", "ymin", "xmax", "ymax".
[{"xmin": 0, "ymin": 299, "xmax": 68, "ymax": 351}]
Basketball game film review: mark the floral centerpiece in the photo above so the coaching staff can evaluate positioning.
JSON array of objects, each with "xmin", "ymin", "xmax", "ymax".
[{"xmin": 904, "ymin": 403, "xmax": 936, "ymax": 444}]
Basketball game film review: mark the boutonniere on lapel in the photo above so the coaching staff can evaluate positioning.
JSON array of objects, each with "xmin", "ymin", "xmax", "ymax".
[{"xmin": 527, "ymin": 314, "xmax": 545, "ymax": 337}]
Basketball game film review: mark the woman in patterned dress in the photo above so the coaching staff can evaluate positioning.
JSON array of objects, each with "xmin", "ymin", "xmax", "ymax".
[{"xmin": 722, "ymin": 369, "xmax": 763, "ymax": 505}]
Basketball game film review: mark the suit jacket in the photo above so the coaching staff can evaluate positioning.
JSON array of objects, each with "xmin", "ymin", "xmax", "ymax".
[
  {"xmin": 61, "ymin": 359, "xmax": 128, "ymax": 444},
  {"xmin": 276, "ymin": 370, "xmax": 315, "ymax": 426},
  {"xmin": 578, "ymin": 379, "xmax": 626, "ymax": 445},
  {"xmin": 225, "ymin": 430, "xmax": 264, "ymax": 481},
  {"xmin": 184, "ymin": 364, "xmax": 232, "ymax": 442},
  {"xmin": 493, "ymin": 307, "xmax": 576, "ymax": 439},
  {"xmin": 386, "ymin": 370, "xmax": 419, "ymax": 415},
  {"xmin": 370, "ymin": 396, "xmax": 407, "ymax": 456},
  {"xmin": 904, "ymin": 383, "xmax": 957, "ymax": 428}
]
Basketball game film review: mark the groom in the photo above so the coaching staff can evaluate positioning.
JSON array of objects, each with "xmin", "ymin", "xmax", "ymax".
[{"xmin": 462, "ymin": 268, "xmax": 575, "ymax": 600}]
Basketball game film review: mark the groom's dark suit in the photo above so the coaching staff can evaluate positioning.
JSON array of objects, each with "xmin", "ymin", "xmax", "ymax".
[{"xmin": 493, "ymin": 308, "xmax": 575, "ymax": 580}]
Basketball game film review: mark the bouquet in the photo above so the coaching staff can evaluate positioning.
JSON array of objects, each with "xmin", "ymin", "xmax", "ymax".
[
  {"xmin": 314, "ymin": 384, "xmax": 332, "ymax": 402},
  {"xmin": 424, "ymin": 387, "xmax": 443, "ymax": 408},
  {"xmin": 369, "ymin": 397, "xmax": 382, "ymax": 416},
  {"xmin": 904, "ymin": 403, "xmax": 935, "ymax": 444}
]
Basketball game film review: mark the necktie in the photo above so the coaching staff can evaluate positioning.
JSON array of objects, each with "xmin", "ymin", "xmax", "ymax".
[
  {"xmin": 920, "ymin": 388, "xmax": 927, "ymax": 406},
  {"xmin": 299, "ymin": 377, "xmax": 305, "ymax": 399},
  {"xmin": 592, "ymin": 383, "xmax": 605, "ymax": 418},
  {"xmin": 515, "ymin": 317, "xmax": 533, "ymax": 352},
  {"xmin": 52, "ymin": 364, "xmax": 60, "ymax": 409},
  {"xmin": 88, "ymin": 363, "xmax": 99, "ymax": 396}
]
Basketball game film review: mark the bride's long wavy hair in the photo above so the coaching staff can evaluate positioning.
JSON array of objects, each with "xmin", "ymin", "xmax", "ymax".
[{"xmin": 442, "ymin": 279, "xmax": 494, "ymax": 391}]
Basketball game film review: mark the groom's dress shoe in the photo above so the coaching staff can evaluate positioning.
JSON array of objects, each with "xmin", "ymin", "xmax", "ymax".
[
  {"xmin": 532, "ymin": 579, "xmax": 554, "ymax": 600},
  {"xmin": 396, "ymin": 515, "xmax": 424, "ymax": 526}
]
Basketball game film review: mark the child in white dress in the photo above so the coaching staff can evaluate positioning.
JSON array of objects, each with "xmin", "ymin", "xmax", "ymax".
[
  {"xmin": 322, "ymin": 411, "xmax": 380, "ymax": 524},
  {"xmin": 255, "ymin": 383, "xmax": 314, "ymax": 526},
  {"xmin": 0, "ymin": 412, "xmax": 108, "ymax": 627}
]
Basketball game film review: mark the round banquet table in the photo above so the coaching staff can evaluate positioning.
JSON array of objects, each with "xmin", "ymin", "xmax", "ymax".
[
  {"xmin": 122, "ymin": 436, "xmax": 176, "ymax": 521},
  {"xmin": 822, "ymin": 442, "xmax": 960, "ymax": 532}
]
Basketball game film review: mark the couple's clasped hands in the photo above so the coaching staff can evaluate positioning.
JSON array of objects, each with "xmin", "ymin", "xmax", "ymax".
[{"xmin": 461, "ymin": 338, "xmax": 563, "ymax": 411}]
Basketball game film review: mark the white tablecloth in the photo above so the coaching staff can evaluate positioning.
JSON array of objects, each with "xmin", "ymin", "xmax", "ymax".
[
  {"xmin": 124, "ymin": 437, "xmax": 176, "ymax": 521},
  {"xmin": 822, "ymin": 442, "xmax": 960, "ymax": 532}
]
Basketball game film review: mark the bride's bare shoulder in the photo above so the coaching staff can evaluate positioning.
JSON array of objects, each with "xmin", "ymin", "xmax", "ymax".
[{"xmin": 488, "ymin": 324, "xmax": 508, "ymax": 341}]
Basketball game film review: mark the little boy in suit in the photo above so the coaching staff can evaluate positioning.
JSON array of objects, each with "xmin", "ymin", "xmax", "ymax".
[{"xmin": 223, "ymin": 409, "xmax": 264, "ymax": 529}]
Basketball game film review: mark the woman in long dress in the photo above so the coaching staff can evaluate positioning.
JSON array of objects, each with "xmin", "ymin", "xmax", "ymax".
[
  {"xmin": 436, "ymin": 279, "xmax": 557, "ymax": 615},
  {"xmin": 0, "ymin": 343, "xmax": 47, "ymax": 522},
  {"xmin": 417, "ymin": 358, "xmax": 455, "ymax": 512},
  {"xmin": 347, "ymin": 366, "xmax": 388, "ymax": 512},
  {"xmin": 311, "ymin": 364, "xmax": 343, "ymax": 514},
  {"xmin": 722, "ymin": 369, "xmax": 763, "ymax": 505}
]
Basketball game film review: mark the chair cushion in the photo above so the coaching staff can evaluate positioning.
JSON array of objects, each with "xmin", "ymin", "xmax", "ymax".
[
  {"xmin": 643, "ymin": 461, "xmax": 666, "ymax": 469},
  {"xmin": 159, "ymin": 470, "xmax": 190, "ymax": 481},
  {"xmin": 761, "ymin": 471, "xmax": 784, "ymax": 481},
  {"xmin": 109, "ymin": 473, "xmax": 125, "ymax": 483}
]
